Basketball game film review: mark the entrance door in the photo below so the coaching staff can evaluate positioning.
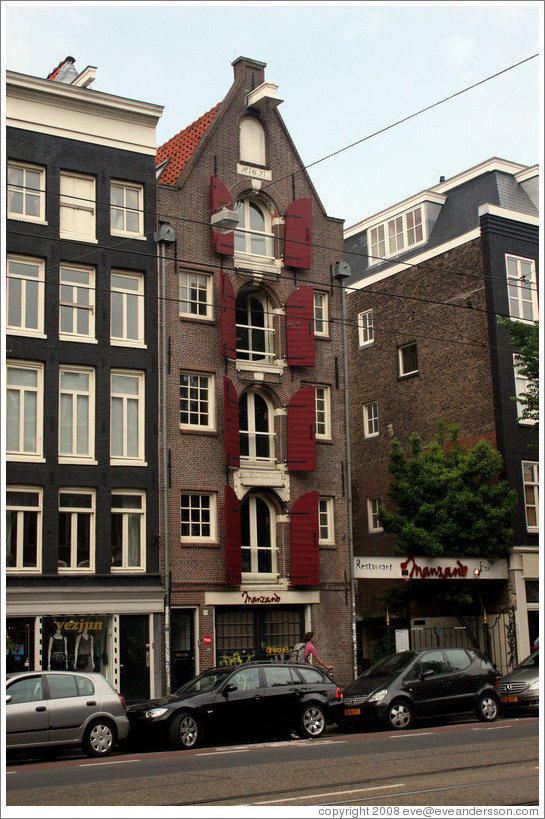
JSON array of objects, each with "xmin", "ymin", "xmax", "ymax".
[
  {"xmin": 119, "ymin": 615, "xmax": 149, "ymax": 703},
  {"xmin": 171, "ymin": 609, "xmax": 195, "ymax": 691}
]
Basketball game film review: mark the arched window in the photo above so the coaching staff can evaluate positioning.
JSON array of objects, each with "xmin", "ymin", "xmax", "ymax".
[
  {"xmin": 239, "ymin": 390, "xmax": 275, "ymax": 464},
  {"xmin": 241, "ymin": 494, "xmax": 277, "ymax": 576},
  {"xmin": 235, "ymin": 290, "xmax": 274, "ymax": 363},
  {"xmin": 234, "ymin": 198, "xmax": 274, "ymax": 260},
  {"xmin": 239, "ymin": 117, "xmax": 266, "ymax": 166}
]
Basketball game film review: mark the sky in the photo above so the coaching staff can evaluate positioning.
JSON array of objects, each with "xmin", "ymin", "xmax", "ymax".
[{"xmin": 2, "ymin": 1, "xmax": 542, "ymax": 229}]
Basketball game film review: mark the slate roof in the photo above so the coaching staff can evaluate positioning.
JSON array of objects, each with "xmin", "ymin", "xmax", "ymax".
[
  {"xmin": 344, "ymin": 166, "xmax": 538, "ymax": 285},
  {"xmin": 156, "ymin": 103, "xmax": 222, "ymax": 185}
]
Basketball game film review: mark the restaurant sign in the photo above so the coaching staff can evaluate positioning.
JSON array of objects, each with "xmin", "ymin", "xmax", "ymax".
[{"xmin": 354, "ymin": 555, "xmax": 508, "ymax": 580}]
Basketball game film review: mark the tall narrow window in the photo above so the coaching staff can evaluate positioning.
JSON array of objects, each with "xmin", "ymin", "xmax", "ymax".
[
  {"xmin": 6, "ymin": 362, "xmax": 43, "ymax": 460},
  {"xmin": 241, "ymin": 494, "xmax": 277, "ymax": 577},
  {"xmin": 110, "ymin": 371, "xmax": 145, "ymax": 463},
  {"xmin": 358, "ymin": 309, "xmax": 374, "ymax": 346},
  {"xmin": 506, "ymin": 255, "xmax": 538, "ymax": 322},
  {"xmin": 111, "ymin": 491, "xmax": 146, "ymax": 570},
  {"xmin": 111, "ymin": 271, "xmax": 144, "ymax": 345},
  {"xmin": 313, "ymin": 292, "xmax": 329, "ymax": 337},
  {"xmin": 110, "ymin": 181, "xmax": 144, "ymax": 237},
  {"xmin": 369, "ymin": 224, "xmax": 385, "ymax": 264},
  {"xmin": 60, "ymin": 172, "xmax": 95, "ymax": 241},
  {"xmin": 319, "ymin": 497, "xmax": 334, "ymax": 544},
  {"xmin": 239, "ymin": 391, "xmax": 274, "ymax": 463},
  {"xmin": 59, "ymin": 367, "xmax": 95, "ymax": 461},
  {"xmin": 235, "ymin": 291, "xmax": 274, "ymax": 363},
  {"xmin": 399, "ymin": 342, "xmax": 418, "ymax": 377},
  {"xmin": 368, "ymin": 497, "xmax": 383, "ymax": 532},
  {"xmin": 59, "ymin": 265, "xmax": 95, "ymax": 341},
  {"xmin": 314, "ymin": 385, "xmax": 331, "ymax": 439},
  {"xmin": 179, "ymin": 271, "xmax": 213, "ymax": 319},
  {"xmin": 234, "ymin": 199, "xmax": 274, "ymax": 259},
  {"xmin": 180, "ymin": 372, "xmax": 214, "ymax": 430},
  {"xmin": 513, "ymin": 354, "xmax": 535, "ymax": 426},
  {"xmin": 58, "ymin": 490, "xmax": 94, "ymax": 571},
  {"xmin": 7, "ymin": 162, "xmax": 45, "ymax": 222},
  {"xmin": 363, "ymin": 402, "xmax": 379, "ymax": 438},
  {"xmin": 7, "ymin": 256, "xmax": 45, "ymax": 336},
  {"xmin": 522, "ymin": 462, "xmax": 539, "ymax": 533},
  {"xmin": 6, "ymin": 487, "xmax": 42, "ymax": 571}
]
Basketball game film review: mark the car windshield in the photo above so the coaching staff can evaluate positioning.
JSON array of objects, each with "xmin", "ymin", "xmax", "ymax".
[
  {"xmin": 174, "ymin": 667, "xmax": 233, "ymax": 696},
  {"xmin": 360, "ymin": 652, "xmax": 417, "ymax": 678},
  {"xmin": 518, "ymin": 651, "xmax": 539, "ymax": 669}
]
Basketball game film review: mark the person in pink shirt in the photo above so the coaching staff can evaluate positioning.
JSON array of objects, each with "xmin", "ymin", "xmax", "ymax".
[{"xmin": 303, "ymin": 631, "xmax": 333, "ymax": 671}]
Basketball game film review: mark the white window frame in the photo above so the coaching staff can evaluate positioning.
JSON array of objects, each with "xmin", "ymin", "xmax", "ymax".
[
  {"xmin": 59, "ymin": 264, "xmax": 96, "ymax": 342},
  {"xmin": 179, "ymin": 270, "xmax": 213, "ymax": 320},
  {"xmin": 358, "ymin": 309, "xmax": 374, "ymax": 347},
  {"xmin": 180, "ymin": 371, "xmax": 215, "ymax": 431},
  {"xmin": 363, "ymin": 402, "xmax": 379, "ymax": 438},
  {"xmin": 180, "ymin": 492, "xmax": 217, "ymax": 543},
  {"xmin": 241, "ymin": 493, "xmax": 278, "ymax": 580},
  {"xmin": 239, "ymin": 390, "xmax": 275, "ymax": 464},
  {"xmin": 314, "ymin": 385, "xmax": 331, "ymax": 440},
  {"xmin": 368, "ymin": 205, "xmax": 425, "ymax": 266},
  {"xmin": 313, "ymin": 291, "xmax": 329, "ymax": 337},
  {"xmin": 111, "ymin": 490, "xmax": 146, "ymax": 571},
  {"xmin": 7, "ymin": 161, "xmax": 46, "ymax": 223},
  {"xmin": 319, "ymin": 497, "xmax": 335, "ymax": 545},
  {"xmin": 110, "ymin": 180, "xmax": 144, "ymax": 239},
  {"xmin": 234, "ymin": 198, "xmax": 274, "ymax": 264},
  {"xmin": 7, "ymin": 255, "xmax": 45, "ymax": 337},
  {"xmin": 368, "ymin": 497, "xmax": 383, "ymax": 533},
  {"xmin": 235, "ymin": 291, "xmax": 275, "ymax": 364},
  {"xmin": 6, "ymin": 487, "xmax": 43, "ymax": 572},
  {"xmin": 58, "ymin": 489, "xmax": 95, "ymax": 572},
  {"xmin": 399, "ymin": 342, "xmax": 418, "ymax": 377},
  {"xmin": 110, "ymin": 270, "xmax": 145, "ymax": 346},
  {"xmin": 513, "ymin": 354, "xmax": 534, "ymax": 426},
  {"xmin": 59, "ymin": 366, "xmax": 95, "ymax": 463},
  {"xmin": 110, "ymin": 370, "xmax": 145, "ymax": 465},
  {"xmin": 239, "ymin": 117, "xmax": 266, "ymax": 166},
  {"xmin": 522, "ymin": 462, "xmax": 539, "ymax": 534},
  {"xmin": 60, "ymin": 172, "xmax": 96, "ymax": 242},
  {"xmin": 6, "ymin": 361, "xmax": 44, "ymax": 461},
  {"xmin": 506, "ymin": 255, "xmax": 538, "ymax": 323}
]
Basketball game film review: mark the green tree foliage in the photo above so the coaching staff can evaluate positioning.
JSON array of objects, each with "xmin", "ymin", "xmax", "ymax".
[
  {"xmin": 498, "ymin": 318, "xmax": 539, "ymax": 428},
  {"xmin": 378, "ymin": 423, "xmax": 517, "ymax": 563}
]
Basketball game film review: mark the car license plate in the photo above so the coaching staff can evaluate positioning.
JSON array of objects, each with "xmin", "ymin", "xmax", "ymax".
[
  {"xmin": 345, "ymin": 707, "xmax": 361, "ymax": 716},
  {"xmin": 501, "ymin": 695, "xmax": 518, "ymax": 703}
]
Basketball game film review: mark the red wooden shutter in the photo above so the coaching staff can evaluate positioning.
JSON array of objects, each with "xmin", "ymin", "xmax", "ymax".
[
  {"xmin": 220, "ymin": 269, "xmax": 237, "ymax": 360},
  {"xmin": 211, "ymin": 176, "xmax": 234, "ymax": 256},
  {"xmin": 224, "ymin": 486, "xmax": 241, "ymax": 585},
  {"xmin": 284, "ymin": 198, "xmax": 312, "ymax": 269},
  {"xmin": 290, "ymin": 491, "xmax": 319, "ymax": 585},
  {"xmin": 287, "ymin": 386, "xmax": 316, "ymax": 471},
  {"xmin": 286, "ymin": 286, "xmax": 315, "ymax": 367},
  {"xmin": 223, "ymin": 377, "xmax": 240, "ymax": 468}
]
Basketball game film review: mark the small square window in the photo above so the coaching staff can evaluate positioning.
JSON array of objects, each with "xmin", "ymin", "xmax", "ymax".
[
  {"xmin": 179, "ymin": 271, "xmax": 213, "ymax": 319},
  {"xmin": 180, "ymin": 372, "xmax": 215, "ymax": 430},
  {"xmin": 110, "ymin": 181, "xmax": 144, "ymax": 237},
  {"xmin": 399, "ymin": 342, "xmax": 418, "ymax": 377},
  {"xmin": 7, "ymin": 162, "xmax": 46, "ymax": 223},
  {"xmin": 180, "ymin": 493, "xmax": 217, "ymax": 542}
]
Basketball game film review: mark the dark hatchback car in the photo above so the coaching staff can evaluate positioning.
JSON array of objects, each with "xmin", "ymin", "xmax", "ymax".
[
  {"xmin": 127, "ymin": 661, "xmax": 342, "ymax": 749},
  {"xmin": 497, "ymin": 650, "xmax": 539, "ymax": 713},
  {"xmin": 340, "ymin": 647, "xmax": 499, "ymax": 731}
]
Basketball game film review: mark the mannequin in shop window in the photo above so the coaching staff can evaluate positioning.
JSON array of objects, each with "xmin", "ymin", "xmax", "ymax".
[
  {"xmin": 48, "ymin": 627, "xmax": 68, "ymax": 670},
  {"xmin": 74, "ymin": 629, "xmax": 94, "ymax": 672}
]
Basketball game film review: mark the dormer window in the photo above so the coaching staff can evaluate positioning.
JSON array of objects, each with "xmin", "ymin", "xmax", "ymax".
[
  {"xmin": 368, "ymin": 205, "xmax": 425, "ymax": 265},
  {"xmin": 239, "ymin": 117, "xmax": 266, "ymax": 166}
]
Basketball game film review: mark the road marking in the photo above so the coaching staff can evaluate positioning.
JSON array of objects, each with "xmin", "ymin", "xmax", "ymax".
[
  {"xmin": 257, "ymin": 784, "xmax": 405, "ymax": 805},
  {"xmin": 197, "ymin": 749, "xmax": 250, "ymax": 756},
  {"xmin": 471, "ymin": 725, "xmax": 511, "ymax": 730},
  {"xmin": 79, "ymin": 759, "xmax": 142, "ymax": 767},
  {"xmin": 390, "ymin": 732, "xmax": 435, "ymax": 738}
]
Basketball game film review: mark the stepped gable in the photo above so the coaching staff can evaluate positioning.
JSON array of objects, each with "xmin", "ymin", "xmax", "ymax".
[{"xmin": 157, "ymin": 103, "xmax": 221, "ymax": 185}]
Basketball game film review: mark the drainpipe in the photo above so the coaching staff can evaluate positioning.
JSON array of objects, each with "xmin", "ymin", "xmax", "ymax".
[
  {"xmin": 155, "ymin": 223, "xmax": 176, "ymax": 694},
  {"xmin": 335, "ymin": 262, "xmax": 358, "ymax": 680}
]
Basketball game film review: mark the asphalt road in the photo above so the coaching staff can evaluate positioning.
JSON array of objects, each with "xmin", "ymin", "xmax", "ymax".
[{"xmin": 5, "ymin": 716, "xmax": 540, "ymax": 811}]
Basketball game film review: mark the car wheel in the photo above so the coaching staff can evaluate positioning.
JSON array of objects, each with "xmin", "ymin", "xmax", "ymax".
[
  {"xmin": 169, "ymin": 711, "xmax": 199, "ymax": 749},
  {"xmin": 83, "ymin": 719, "xmax": 116, "ymax": 757},
  {"xmin": 476, "ymin": 692, "xmax": 498, "ymax": 722},
  {"xmin": 386, "ymin": 700, "xmax": 414, "ymax": 730},
  {"xmin": 299, "ymin": 703, "xmax": 326, "ymax": 738}
]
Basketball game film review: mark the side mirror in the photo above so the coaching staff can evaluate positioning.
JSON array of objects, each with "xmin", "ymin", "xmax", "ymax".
[
  {"xmin": 6, "ymin": 694, "xmax": 12, "ymax": 704},
  {"xmin": 222, "ymin": 683, "xmax": 238, "ymax": 697}
]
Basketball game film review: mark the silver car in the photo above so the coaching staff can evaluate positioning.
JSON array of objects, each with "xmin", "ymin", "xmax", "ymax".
[
  {"xmin": 6, "ymin": 670, "xmax": 129, "ymax": 758},
  {"xmin": 497, "ymin": 650, "xmax": 539, "ymax": 713}
]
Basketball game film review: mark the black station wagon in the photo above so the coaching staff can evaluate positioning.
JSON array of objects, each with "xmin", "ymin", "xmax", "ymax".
[
  {"xmin": 340, "ymin": 647, "xmax": 499, "ymax": 731},
  {"xmin": 127, "ymin": 661, "xmax": 342, "ymax": 749}
]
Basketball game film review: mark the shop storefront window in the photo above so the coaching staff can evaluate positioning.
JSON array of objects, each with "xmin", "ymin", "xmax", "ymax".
[{"xmin": 41, "ymin": 616, "xmax": 109, "ymax": 675}]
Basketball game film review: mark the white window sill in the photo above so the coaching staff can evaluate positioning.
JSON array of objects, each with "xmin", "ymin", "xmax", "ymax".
[{"xmin": 236, "ymin": 359, "xmax": 284, "ymax": 376}]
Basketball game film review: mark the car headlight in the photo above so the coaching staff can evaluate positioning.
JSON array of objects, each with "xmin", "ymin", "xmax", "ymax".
[
  {"xmin": 527, "ymin": 681, "xmax": 539, "ymax": 692},
  {"xmin": 367, "ymin": 689, "xmax": 388, "ymax": 703},
  {"xmin": 145, "ymin": 707, "xmax": 168, "ymax": 719}
]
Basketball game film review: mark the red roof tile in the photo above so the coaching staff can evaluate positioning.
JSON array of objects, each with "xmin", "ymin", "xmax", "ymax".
[
  {"xmin": 46, "ymin": 56, "xmax": 75, "ymax": 81},
  {"xmin": 156, "ymin": 102, "xmax": 221, "ymax": 185}
]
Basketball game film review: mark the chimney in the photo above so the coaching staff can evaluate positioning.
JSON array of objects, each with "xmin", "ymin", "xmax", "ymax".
[{"xmin": 232, "ymin": 56, "xmax": 266, "ymax": 90}]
